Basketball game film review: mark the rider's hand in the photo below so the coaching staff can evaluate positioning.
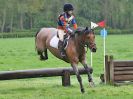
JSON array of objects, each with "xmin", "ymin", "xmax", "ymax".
[
  {"xmin": 68, "ymin": 31, "xmax": 74, "ymax": 35},
  {"xmin": 67, "ymin": 28, "xmax": 74, "ymax": 36}
]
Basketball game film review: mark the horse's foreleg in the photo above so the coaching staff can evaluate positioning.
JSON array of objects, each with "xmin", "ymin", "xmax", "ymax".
[
  {"xmin": 71, "ymin": 63, "xmax": 85, "ymax": 93},
  {"xmin": 81, "ymin": 61, "xmax": 94, "ymax": 87},
  {"xmin": 84, "ymin": 64, "xmax": 94, "ymax": 87}
]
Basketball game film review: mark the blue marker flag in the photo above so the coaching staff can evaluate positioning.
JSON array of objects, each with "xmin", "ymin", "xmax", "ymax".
[{"xmin": 100, "ymin": 28, "xmax": 107, "ymax": 37}]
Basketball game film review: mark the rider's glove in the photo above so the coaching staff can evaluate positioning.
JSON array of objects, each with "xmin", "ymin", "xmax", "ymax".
[{"xmin": 67, "ymin": 28, "xmax": 74, "ymax": 35}]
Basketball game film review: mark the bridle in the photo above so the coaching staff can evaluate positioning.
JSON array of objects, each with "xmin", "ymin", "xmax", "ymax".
[{"xmin": 80, "ymin": 29, "xmax": 96, "ymax": 53}]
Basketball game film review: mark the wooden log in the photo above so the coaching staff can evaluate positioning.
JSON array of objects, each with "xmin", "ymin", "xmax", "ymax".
[
  {"xmin": 114, "ymin": 61, "xmax": 133, "ymax": 67},
  {"xmin": 114, "ymin": 74, "xmax": 133, "ymax": 81},
  {"xmin": 114, "ymin": 67, "xmax": 133, "ymax": 71},
  {"xmin": 0, "ymin": 68, "xmax": 86, "ymax": 80},
  {"xmin": 114, "ymin": 81, "xmax": 133, "ymax": 86},
  {"xmin": 114, "ymin": 70, "xmax": 133, "ymax": 75}
]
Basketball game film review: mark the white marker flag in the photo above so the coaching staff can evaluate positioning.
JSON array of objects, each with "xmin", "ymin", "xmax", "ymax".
[{"xmin": 91, "ymin": 22, "xmax": 98, "ymax": 29}]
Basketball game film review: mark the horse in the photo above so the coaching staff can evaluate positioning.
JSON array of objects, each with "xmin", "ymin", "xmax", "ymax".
[{"xmin": 35, "ymin": 27, "xmax": 97, "ymax": 93}]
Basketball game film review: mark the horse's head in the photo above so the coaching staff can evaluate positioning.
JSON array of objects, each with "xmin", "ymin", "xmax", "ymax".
[
  {"xmin": 83, "ymin": 27, "xmax": 97, "ymax": 52},
  {"xmin": 75, "ymin": 27, "xmax": 97, "ymax": 52}
]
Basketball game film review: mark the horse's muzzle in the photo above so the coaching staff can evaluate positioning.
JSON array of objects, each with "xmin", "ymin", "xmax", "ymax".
[
  {"xmin": 89, "ymin": 43, "xmax": 97, "ymax": 52},
  {"xmin": 91, "ymin": 47, "xmax": 97, "ymax": 52}
]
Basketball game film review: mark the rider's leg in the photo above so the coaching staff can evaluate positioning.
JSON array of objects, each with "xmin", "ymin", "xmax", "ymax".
[{"xmin": 58, "ymin": 30, "xmax": 66, "ymax": 57}]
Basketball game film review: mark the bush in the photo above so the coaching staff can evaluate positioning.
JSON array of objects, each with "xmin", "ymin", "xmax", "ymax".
[
  {"xmin": 0, "ymin": 32, "xmax": 35, "ymax": 38},
  {"xmin": 0, "ymin": 28, "xmax": 133, "ymax": 38}
]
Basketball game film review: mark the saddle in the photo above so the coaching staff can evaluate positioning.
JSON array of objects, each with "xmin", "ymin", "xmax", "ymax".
[{"xmin": 50, "ymin": 34, "xmax": 69, "ymax": 50}]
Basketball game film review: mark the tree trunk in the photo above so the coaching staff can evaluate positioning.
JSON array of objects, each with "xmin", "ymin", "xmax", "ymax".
[
  {"xmin": 104, "ymin": 0, "xmax": 108, "ymax": 22},
  {"xmin": 30, "ymin": 16, "xmax": 33, "ymax": 29},
  {"xmin": 10, "ymin": 13, "xmax": 14, "ymax": 32},
  {"xmin": 20, "ymin": 12, "xmax": 24, "ymax": 30},
  {"xmin": 1, "ymin": 8, "xmax": 6, "ymax": 32}
]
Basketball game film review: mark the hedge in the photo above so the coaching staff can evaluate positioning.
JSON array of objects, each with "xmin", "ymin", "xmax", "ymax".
[
  {"xmin": 0, "ymin": 29, "xmax": 133, "ymax": 38},
  {"xmin": 0, "ymin": 32, "xmax": 35, "ymax": 38}
]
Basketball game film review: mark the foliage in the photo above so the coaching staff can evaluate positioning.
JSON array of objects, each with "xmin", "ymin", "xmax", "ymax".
[
  {"xmin": 0, "ymin": 0, "xmax": 133, "ymax": 33},
  {"xmin": 0, "ymin": 31, "xmax": 35, "ymax": 38}
]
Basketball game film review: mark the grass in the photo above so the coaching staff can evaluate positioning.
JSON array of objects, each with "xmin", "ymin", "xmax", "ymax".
[
  {"xmin": 0, "ymin": 35, "xmax": 133, "ymax": 99},
  {"xmin": 0, "ymin": 77, "xmax": 133, "ymax": 99}
]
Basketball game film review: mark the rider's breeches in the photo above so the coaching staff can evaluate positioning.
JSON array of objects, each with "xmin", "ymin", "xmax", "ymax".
[{"xmin": 58, "ymin": 29, "xmax": 66, "ymax": 41}]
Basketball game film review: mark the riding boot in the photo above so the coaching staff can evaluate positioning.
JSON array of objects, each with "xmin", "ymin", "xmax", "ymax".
[{"xmin": 58, "ymin": 40, "xmax": 66, "ymax": 58}]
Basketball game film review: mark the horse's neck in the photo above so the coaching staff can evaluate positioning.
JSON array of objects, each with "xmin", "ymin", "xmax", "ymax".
[{"xmin": 74, "ymin": 35, "xmax": 85, "ymax": 53}]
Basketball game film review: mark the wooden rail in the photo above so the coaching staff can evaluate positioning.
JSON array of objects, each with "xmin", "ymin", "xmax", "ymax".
[
  {"xmin": 0, "ymin": 67, "xmax": 87, "ymax": 86},
  {"xmin": 104, "ymin": 55, "xmax": 133, "ymax": 85}
]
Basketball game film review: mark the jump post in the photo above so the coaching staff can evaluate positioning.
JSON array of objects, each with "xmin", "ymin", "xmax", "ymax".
[
  {"xmin": 0, "ymin": 67, "xmax": 87, "ymax": 86},
  {"xmin": 104, "ymin": 55, "xmax": 133, "ymax": 85}
]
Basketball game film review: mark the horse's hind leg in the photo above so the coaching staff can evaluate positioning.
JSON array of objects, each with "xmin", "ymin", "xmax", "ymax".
[
  {"xmin": 44, "ymin": 48, "xmax": 48, "ymax": 60},
  {"xmin": 37, "ymin": 51, "xmax": 44, "ymax": 60},
  {"xmin": 37, "ymin": 49, "xmax": 48, "ymax": 60}
]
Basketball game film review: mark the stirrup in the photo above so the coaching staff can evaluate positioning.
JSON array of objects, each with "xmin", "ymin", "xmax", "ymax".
[{"xmin": 60, "ymin": 52, "xmax": 66, "ymax": 57}]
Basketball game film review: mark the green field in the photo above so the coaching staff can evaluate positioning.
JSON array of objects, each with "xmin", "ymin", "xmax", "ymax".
[{"xmin": 0, "ymin": 35, "xmax": 133, "ymax": 99}]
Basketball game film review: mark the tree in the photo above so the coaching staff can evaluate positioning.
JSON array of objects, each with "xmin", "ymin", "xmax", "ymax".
[
  {"xmin": 0, "ymin": 0, "xmax": 133, "ymax": 33},
  {"xmin": 0, "ymin": 0, "xmax": 7, "ymax": 32}
]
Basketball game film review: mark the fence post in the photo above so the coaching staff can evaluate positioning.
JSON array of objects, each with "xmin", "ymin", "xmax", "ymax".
[
  {"xmin": 109, "ymin": 55, "xmax": 114, "ymax": 85},
  {"xmin": 105, "ymin": 55, "xmax": 110, "ymax": 84},
  {"xmin": 62, "ymin": 70, "xmax": 71, "ymax": 86}
]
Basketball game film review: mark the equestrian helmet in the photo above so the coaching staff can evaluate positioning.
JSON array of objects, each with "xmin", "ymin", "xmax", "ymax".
[{"xmin": 63, "ymin": 3, "xmax": 74, "ymax": 12}]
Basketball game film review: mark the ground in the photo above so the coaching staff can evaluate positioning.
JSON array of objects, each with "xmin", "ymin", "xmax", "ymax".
[{"xmin": 0, "ymin": 35, "xmax": 133, "ymax": 99}]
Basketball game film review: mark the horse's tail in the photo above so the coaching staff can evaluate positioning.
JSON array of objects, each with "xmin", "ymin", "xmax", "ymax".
[
  {"xmin": 35, "ymin": 29, "xmax": 40, "ymax": 51},
  {"xmin": 35, "ymin": 29, "xmax": 40, "ymax": 38}
]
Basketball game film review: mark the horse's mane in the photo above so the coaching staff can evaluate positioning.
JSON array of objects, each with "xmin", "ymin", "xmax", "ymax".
[
  {"xmin": 75, "ymin": 27, "xmax": 84, "ymax": 33},
  {"xmin": 75, "ymin": 27, "xmax": 91, "ymax": 35}
]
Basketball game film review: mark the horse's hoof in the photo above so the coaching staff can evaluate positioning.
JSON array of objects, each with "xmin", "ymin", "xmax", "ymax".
[
  {"xmin": 89, "ymin": 81, "xmax": 95, "ymax": 87},
  {"xmin": 40, "ymin": 57, "xmax": 44, "ymax": 61},
  {"xmin": 45, "ymin": 57, "xmax": 48, "ymax": 60},
  {"xmin": 81, "ymin": 88, "xmax": 85, "ymax": 93},
  {"xmin": 40, "ymin": 57, "xmax": 48, "ymax": 61}
]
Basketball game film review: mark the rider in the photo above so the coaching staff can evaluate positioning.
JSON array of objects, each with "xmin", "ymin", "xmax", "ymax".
[{"xmin": 57, "ymin": 3, "xmax": 78, "ymax": 58}]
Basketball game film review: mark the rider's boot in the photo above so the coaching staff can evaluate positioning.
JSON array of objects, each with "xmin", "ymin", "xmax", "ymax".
[{"xmin": 58, "ymin": 40, "xmax": 66, "ymax": 58}]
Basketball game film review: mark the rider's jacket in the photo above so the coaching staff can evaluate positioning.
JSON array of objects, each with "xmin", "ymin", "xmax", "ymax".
[{"xmin": 57, "ymin": 12, "xmax": 77, "ymax": 33}]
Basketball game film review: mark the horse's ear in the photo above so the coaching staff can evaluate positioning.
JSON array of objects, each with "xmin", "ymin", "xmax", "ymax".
[{"xmin": 85, "ymin": 27, "xmax": 88, "ymax": 30}]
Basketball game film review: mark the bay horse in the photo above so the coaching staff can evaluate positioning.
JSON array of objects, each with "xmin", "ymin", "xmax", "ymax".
[{"xmin": 35, "ymin": 27, "xmax": 97, "ymax": 93}]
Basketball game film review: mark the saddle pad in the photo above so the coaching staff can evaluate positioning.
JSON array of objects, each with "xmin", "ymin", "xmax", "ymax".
[
  {"xmin": 50, "ymin": 36, "xmax": 59, "ymax": 49},
  {"xmin": 50, "ymin": 35, "xmax": 69, "ymax": 49}
]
